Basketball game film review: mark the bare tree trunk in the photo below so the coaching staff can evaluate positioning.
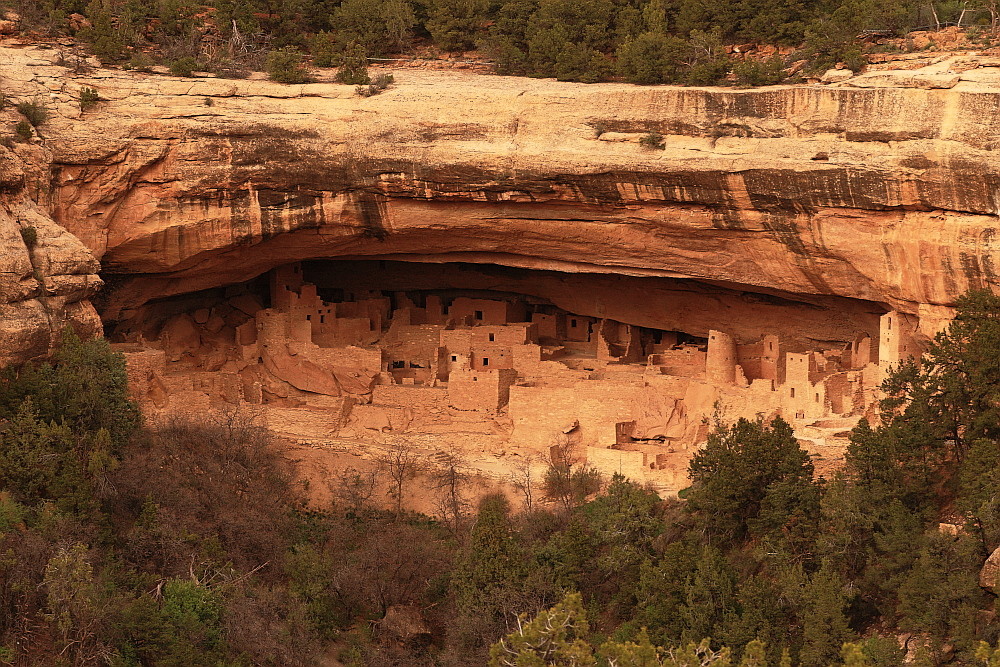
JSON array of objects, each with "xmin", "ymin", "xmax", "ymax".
[
  {"xmin": 509, "ymin": 456, "xmax": 536, "ymax": 512},
  {"xmin": 429, "ymin": 448, "xmax": 470, "ymax": 535},
  {"xmin": 379, "ymin": 441, "xmax": 419, "ymax": 518},
  {"xmin": 332, "ymin": 465, "xmax": 381, "ymax": 515}
]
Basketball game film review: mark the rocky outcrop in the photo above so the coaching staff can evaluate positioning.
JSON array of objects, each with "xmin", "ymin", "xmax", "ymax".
[
  {"xmin": 7, "ymin": 46, "xmax": 1000, "ymax": 354},
  {"xmin": 0, "ymin": 137, "xmax": 101, "ymax": 366},
  {"xmin": 981, "ymin": 545, "xmax": 1000, "ymax": 592}
]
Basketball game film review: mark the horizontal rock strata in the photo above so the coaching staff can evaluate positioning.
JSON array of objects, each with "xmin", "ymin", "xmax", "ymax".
[{"xmin": 5, "ymin": 46, "xmax": 1000, "ymax": 354}]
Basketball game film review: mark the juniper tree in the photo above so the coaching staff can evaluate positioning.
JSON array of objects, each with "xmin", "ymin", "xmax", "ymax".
[{"xmin": 686, "ymin": 417, "xmax": 816, "ymax": 546}]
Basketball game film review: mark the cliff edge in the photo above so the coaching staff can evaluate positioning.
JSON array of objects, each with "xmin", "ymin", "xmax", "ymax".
[{"xmin": 5, "ymin": 45, "xmax": 1000, "ymax": 361}]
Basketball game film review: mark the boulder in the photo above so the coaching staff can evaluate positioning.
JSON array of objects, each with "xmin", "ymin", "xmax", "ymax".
[
  {"xmin": 981, "ymin": 545, "xmax": 1000, "ymax": 591},
  {"xmin": 382, "ymin": 604, "xmax": 431, "ymax": 644},
  {"xmin": 821, "ymin": 68, "xmax": 854, "ymax": 83}
]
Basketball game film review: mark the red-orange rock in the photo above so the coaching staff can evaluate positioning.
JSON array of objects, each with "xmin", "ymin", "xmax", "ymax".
[{"xmin": 5, "ymin": 46, "xmax": 1000, "ymax": 365}]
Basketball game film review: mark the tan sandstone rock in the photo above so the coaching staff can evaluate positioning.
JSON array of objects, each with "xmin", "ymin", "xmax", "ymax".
[
  {"xmin": 0, "ymin": 142, "xmax": 101, "ymax": 367},
  {"xmin": 981, "ymin": 546, "xmax": 1000, "ymax": 591},
  {"xmin": 821, "ymin": 68, "xmax": 854, "ymax": 83},
  {"xmin": 6, "ymin": 47, "xmax": 1000, "ymax": 361}
]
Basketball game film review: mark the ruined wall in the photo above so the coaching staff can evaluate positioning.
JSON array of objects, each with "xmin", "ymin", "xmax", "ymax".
[
  {"xmin": 448, "ymin": 368, "xmax": 517, "ymax": 411},
  {"xmin": 706, "ymin": 330, "xmax": 738, "ymax": 384},
  {"xmin": 509, "ymin": 381, "xmax": 649, "ymax": 451}
]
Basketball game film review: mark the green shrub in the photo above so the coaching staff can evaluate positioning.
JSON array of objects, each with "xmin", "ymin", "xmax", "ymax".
[
  {"xmin": 211, "ymin": 58, "xmax": 251, "ymax": 80},
  {"xmin": 616, "ymin": 31, "xmax": 688, "ymax": 84},
  {"xmin": 332, "ymin": 0, "xmax": 416, "ymax": 56},
  {"xmin": 14, "ymin": 121, "xmax": 32, "ymax": 142},
  {"xmin": 266, "ymin": 47, "xmax": 313, "ymax": 84},
  {"xmin": 19, "ymin": 226, "xmax": 38, "ymax": 248},
  {"xmin": 484, "ymin": 35, "xmax": 528, "ymax": 76},
  {"xmin": 16, "ymin": 100, "xmax": 48, "ymax": 127},
  {"xmin": 336, "ymin": 42, "xmax": 370, "ymax": 85},
  {"xmin": 732, "ymin": 56, "xmax": 787, "ymax": 87},
  {"xmin": 683, "ymin": 28, "xmax": 731, "ymax": 85},
  {"xmin": 639, "ymin": 132, "xmax": 665, "ymax": 150},
  {"xmin": 0, "ymin": 496, "xmax": 23, "ymax": 532},
  {"xmin": 426, "ymin": 0, "xmax": 488, "ymax": 52},
  {"xmin": 79, "ymin": 86, "xmax": 100, "ymax": 111},
  {"xmin": 126, "ymin": 51, "xmax": 155, "ymax": 72},
  {"xmin": 588, "ymin": 120, "xmax": 608, "ymax": 138},
  {"xmin": 842, "ymin": 47, "xmax": 867, "ymax": 74},
  {"xmin": 309, "ymin": 31, "xmax": 338, "ymax": 68},
  {"xmin": 685, "ymin": 58, "xmax": 731, "ymax": 86},
  {"xmin": 356, "ymin": 72, "xmax": 394, "ymax": 97},
  {"xmin": 168, "ymin": 56, "xmax": 200, "ymax": 77}
]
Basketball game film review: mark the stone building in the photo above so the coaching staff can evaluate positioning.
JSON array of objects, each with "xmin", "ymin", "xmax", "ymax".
[{"xmin": 116, "ymin": 262, "xmax": 923, "ymax": 495}]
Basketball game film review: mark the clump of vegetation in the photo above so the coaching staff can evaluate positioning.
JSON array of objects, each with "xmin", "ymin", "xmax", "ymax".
[
  {"xmin": 265, "ymin": 47, "xmax": 313, "ymax": 84},
  {"xmin": 211, "ymin": 57, "xmax": 251, "ymax": 80},
  {"xmin": 336, "ymin": 42, "xmax": 370, "ymax": 85},
  {"xmin": 19, "ymin": 226, "xmax": 38, "ymax": 248},
  {"xmin": 356, "ymin": 72, "xmax": 395, "ymax": 97},
  {"xmin": 16, "ymin": 99, "xmax": 48, "ymax": 127},
  {"xmin": 78, "ymin": 86, "xmax": 100, "ymax": 111},
  {"xmin": 684, "ymin": 28, "xmax": 732, "ymax": 85},
  {"xmin": 14, "ymin": 121, "xmax": 33, "ymax": 142},
  {"xmin": 616, "ymin": 32, "xmax": 689, "ymax": 84},
  {"xmin": 168, "ymin": 56, "xmax": 200, "ymax": 77},
  {"xmin": 124, "ymin": 51, "xmax": 155, "ymax": 72},
  {"xmin": 309, "ymin": 31, "xmax": 338, "ymax": 68},
  {"xmin": 588, "ymin": 120, "xmax": 609, "ymax": 138},
  {"xmin": 639, "ymin": 131, "xmax": 665, "ymax": 150},
  {"xmin": 19, "ymin": 0, "xmax": 977, "ymax": 86},
  {"xmin": 614, "ymin": 28, "xmax": 731, "ymax": 86},
  {"xmin": 78, "ymin": 6, "xmax": 129, "ymax": 63},
  {"xmin": 733, "ymin": 55, "xmax": 787, "ymax": 87}
]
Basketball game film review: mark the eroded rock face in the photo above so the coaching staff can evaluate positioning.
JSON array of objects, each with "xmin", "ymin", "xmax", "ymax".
[
  {"xmin": 5, "ymin": 47, "xmax": 1000, "ymax": 353},
  {"xmin": 0, "ymin": 140, "xmax": 101, "ymax": 367},
  {"xmin": 980, "ymin": 545, "xmax": 1000, "ymax": 592}
]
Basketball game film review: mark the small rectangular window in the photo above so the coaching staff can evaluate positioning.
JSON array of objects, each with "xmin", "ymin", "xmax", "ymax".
[
  {"xmin": 451, "ymin": 356, "xmax": 457, "ymax": 362},
  {"xmin": 488, "ymin": 333, "xmax": 495, "ymax": 342},
  {"xmin": 320, "ymin": 315, "xmax": 325, "ymax": 324},
  {"xmin": 571, "ymin": 319, "xmax": 577, "ymax": 327},
  {"xmin": 790, "ymin": 387, "xmax": 796, "ymax": 398},
  {"xmin": 475, "ymin": 310, "xmax": 484, "ymax": 320},
  {"xmin": 482, "ymin": 357, "xmax": 490, "ymax": 366}
]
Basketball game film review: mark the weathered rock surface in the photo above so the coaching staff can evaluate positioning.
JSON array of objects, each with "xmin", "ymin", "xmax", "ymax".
[
  {"xmin": 6, "ymin": 46, "xmax": 1000, "ymax": 353},
  {"xmin": 0, "ymin": 136, "xmax": 101, "ymax": 366},
  {"xmin": 981, "ymin": 545, "xmax": 1000, "ymax": 592}
]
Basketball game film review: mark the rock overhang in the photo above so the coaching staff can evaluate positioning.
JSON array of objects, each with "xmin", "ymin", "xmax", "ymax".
[{"xmin": 4, "ymin": 46, "xmax": 1000, "ymax": 359}]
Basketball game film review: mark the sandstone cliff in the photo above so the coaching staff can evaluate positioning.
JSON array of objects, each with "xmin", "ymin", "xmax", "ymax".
[
  {"xmin": 0, "ymin": 120, "xmax": 101, "ymax": 366},
  {"xmin": 6, "ymin": 45, "xmax": 1000, "ymax": 356}
]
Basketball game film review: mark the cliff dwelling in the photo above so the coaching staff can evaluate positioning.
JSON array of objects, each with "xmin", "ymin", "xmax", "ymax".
[{"xmin": 104, "ymin": 259, "xmax": 916, "ymax": 494}]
